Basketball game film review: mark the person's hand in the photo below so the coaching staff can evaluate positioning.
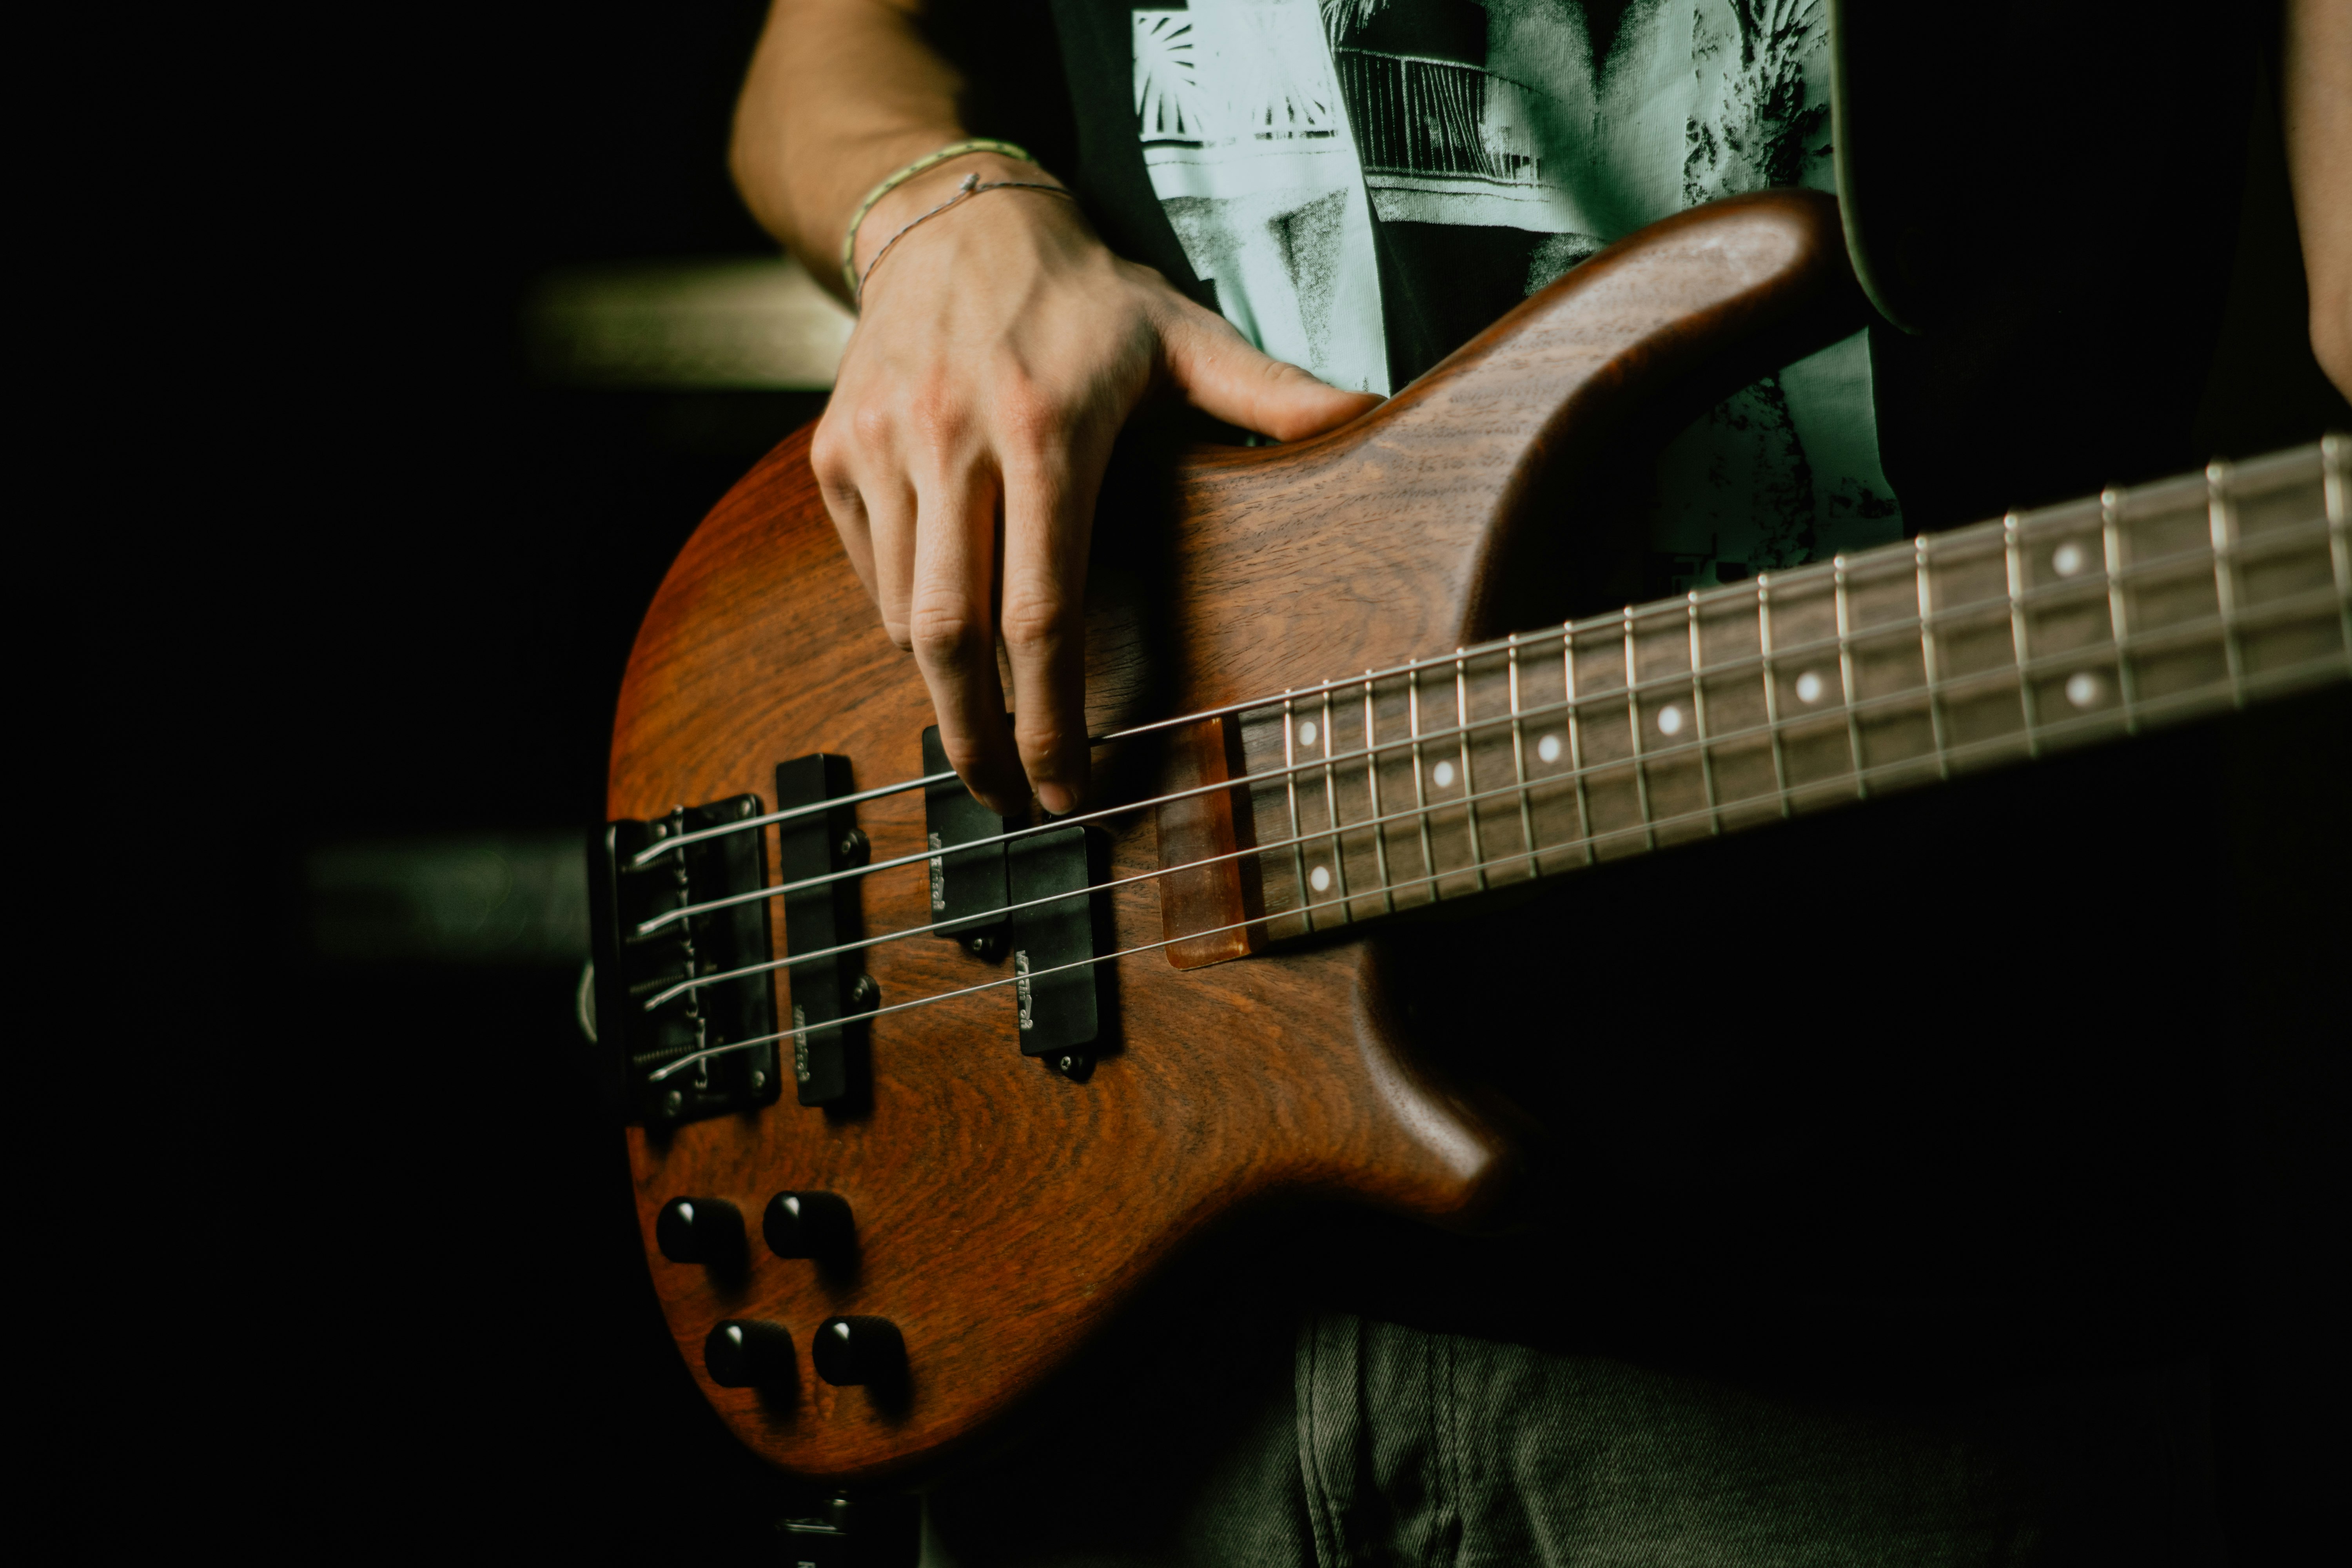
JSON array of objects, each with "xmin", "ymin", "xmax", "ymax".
[{"xmin": 811, "ymin": 154, "xmax": 1381, "ymax": 817}]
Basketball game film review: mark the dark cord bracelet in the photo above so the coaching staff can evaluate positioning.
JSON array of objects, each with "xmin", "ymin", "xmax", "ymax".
[{"xmin": 855, "ymin": 172, "xmax": 1076, "ymax": 309}]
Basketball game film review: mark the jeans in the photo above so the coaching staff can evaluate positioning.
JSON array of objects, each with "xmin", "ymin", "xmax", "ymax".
[{"xmin": 923, "ymin": 1310, "xmax": 2222, "ymax": 1567}]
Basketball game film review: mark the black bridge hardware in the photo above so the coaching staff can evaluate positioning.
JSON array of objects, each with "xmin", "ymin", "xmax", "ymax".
[
  {"xmin": 590, "ymin": 796, "xmax": 780, "ymax": 1129},
  {"xmin": 776, "ymin": 754, "xmax": 876, "ymax": 1108},
  {"xmin": 1007, "ymin": 824, "xmax": 1108, "ymax": 1064},
  {"xmin": 922, "ymin": 726, "xmax": 1019, "ymax": 960}
]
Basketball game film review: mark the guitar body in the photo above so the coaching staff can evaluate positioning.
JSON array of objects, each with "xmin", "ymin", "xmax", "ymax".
[{"xmin": 608, "ymin": 192, "xmax": 1860, "ymax": 1482}]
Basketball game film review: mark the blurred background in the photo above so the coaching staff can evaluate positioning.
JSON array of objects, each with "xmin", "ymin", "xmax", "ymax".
[{"xmin": 103, "ymin": 0, "xmax": 2341, "ymax": 1556}]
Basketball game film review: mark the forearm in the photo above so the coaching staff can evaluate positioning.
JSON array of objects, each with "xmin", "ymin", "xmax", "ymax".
[
  {"xmin": 731, "ymin": 0, "xmax": 969, "ymax": 301},
  {"xmin": 2284, "ymin": 0, "xmax": 2352, "ymax": 401}
]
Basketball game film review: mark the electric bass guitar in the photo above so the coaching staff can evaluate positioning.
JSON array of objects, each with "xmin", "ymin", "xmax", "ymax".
[{"xmin": 587, "ymin": 190, "xmax": 2349, "ymax": 1485}]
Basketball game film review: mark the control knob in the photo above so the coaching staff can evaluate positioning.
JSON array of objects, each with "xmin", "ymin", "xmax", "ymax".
[
  {"xmin": 655, "ymin": 1196, "xmax": 746, "ymax": 1273},
  {"xmin": 763, "ymin": 1191, "xmax": 854, "ymax": 1260},
  {"xmin": 813, "ymin": 1315, "xmax": 905, "ymax": 1388},
  {"xmin": 704, "ymin": 1318, "xmax": 796, "ymax": 1392}
]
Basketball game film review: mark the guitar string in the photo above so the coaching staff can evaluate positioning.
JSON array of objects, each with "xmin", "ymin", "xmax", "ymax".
[
  {"xmin": 628, "ymin": 769, "xmax": 958, "ymax": 867},
  {"xmin": 621, "ymin": 492, "xmax": 2331, "ymax": 873},
  {"xmin": 642, "ymin": 566, "xmax": 2347, "ymax": 945},
  {"xmin": 639, "ymin": 630, "xmax": 2352, "ymax": 1085},
  {"xmin": 632, "ymin": 514, "xmax": 2344, "ymax": 939},
  {"xmin": 643, "ymin": 571, "xmax": 2337, "ymax": 1007}
]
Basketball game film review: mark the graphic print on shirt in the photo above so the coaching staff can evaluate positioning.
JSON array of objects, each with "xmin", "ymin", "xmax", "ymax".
[
  {"xmin": 1131, "ymin": 0, "xmax": 1903, "ymax": 580},
  {"xmin": 1133, "ymin": 3, "xmax": 1393, "ymax": 394}
]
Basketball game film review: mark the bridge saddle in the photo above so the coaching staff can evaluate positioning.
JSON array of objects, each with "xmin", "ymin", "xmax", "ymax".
[{"xmin": 590, "ymin": 795, "xmax": 781, "ymax": 1129}]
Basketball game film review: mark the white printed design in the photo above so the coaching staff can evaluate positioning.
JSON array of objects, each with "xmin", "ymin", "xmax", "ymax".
[
  {"xmin": 1130, "ymin": 0, "xmax": 1905, "ymax": 583},
  {"xmin": 1134, "ymin": 2, "xmax": 1392, "ymax": 394}
]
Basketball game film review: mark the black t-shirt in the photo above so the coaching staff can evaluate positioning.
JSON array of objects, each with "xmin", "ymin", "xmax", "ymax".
[
  {"xmin": 980, "ymin": 0, "xmax": 2256, "ymax": 539},
  {"xmin": 939, "ymin": 0, "xmax": 2267, "ymax": 1372}
]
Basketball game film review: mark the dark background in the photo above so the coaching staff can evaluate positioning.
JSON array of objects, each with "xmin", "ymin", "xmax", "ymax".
[{"xmin": 115, "ymin": 1, "xmax": 2342, "ymax": 1557}]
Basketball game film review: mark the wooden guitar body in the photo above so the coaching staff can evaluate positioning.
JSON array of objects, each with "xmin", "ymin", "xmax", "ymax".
[{"xmin": 606, "ymin": 192, "xmax": 1891, "ymax": 1482}]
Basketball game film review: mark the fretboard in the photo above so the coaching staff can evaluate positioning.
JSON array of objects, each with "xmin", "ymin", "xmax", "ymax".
[{"xmin": 1227, "ymin": 437, "xmax": 2350, "ymax": 940}]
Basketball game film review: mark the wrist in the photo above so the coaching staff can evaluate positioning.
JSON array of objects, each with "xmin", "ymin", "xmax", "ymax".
[{"xmin": 848, "ymin": 150, "xmax": 1065, "ymax": 286}]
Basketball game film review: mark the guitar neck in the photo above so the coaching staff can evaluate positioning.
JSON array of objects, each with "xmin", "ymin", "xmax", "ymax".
[{"xmin": 1231, "ymin": 438, "xmax": 2352, "ymax": 939}]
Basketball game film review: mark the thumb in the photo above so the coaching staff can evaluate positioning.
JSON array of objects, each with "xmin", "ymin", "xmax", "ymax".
[{"xmin": 1158, "ymin": 306, "xmax": 1383, "ymax": 442}]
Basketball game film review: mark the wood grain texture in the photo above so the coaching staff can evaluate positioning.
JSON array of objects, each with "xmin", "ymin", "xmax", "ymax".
[
  {"xmin": 1154, "ymin": 715, "xmax": 1261, "ymax": 968},
  {"xmin": 607, "ymin": 192, "xmax": 1857, "ymax": 1484}
]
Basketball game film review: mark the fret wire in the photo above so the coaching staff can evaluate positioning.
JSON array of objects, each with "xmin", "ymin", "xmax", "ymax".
[
  {"xmin": 662, "ymin": 619, "xmax": 2352, "ymax": 1074},
  {"xmin": 1506, "ymin": 635, "xmax": 1540, "ymax": 876},
  {"xmin": 1561, "ymin": 622, "xmax": 1596, "ymax": 864},
  {"xmin": 2099, "ymin": 488, "xmax": 2141, "ymax": 733},
  {"xmin": 672, "ymin": 566, "xmax": 2344, "ymax": 940},
  {"xmin": 1454, "ymin": 649, "xmax": 1490, "ymax": 892},
  {"xmin": 1482, "ymin": 651, "xmax": 2348, "ymax": 871},
  {"xmin": 1831, "ymin": 554, "xmax": 1868, "ymax": 799},
  {"xmin": 2207, "ymin": 462, "xmax": 2249, "ymax": 707},
  {"xmin": 707, "ymin": 622, "xmax": 2352, "ymax": 1012},
  {"xmin": 1363, "ymin": 673, "xmax": 1395, "ymax": 915},
  {"xmin": 1913, "ymin": 537, "xmax": 1953, "ymax": 779},
  {"xmin": 1567, "ymin": 518, "xmax": 2332, "ymax": 695},
  {"xmin": 1243, "ymin": 650, "xmax": 2343, "ymax": 932},
  {"xmin": 1685, "ymin": 592, "xmax": 1722, "ymax": 833},
  {"xmin": 2003, "ymin": 512, "xmax": 2042, "ymax": 758},
  {"xmin": 1652, "ymin": 513, "xmax": 2330, "ymax": 688},
  {"xmin": 1569, "ymin": 590, "xmax": 2345, "ymax": 764},
  {"xmin": 1258, "ymin": 638, "xmax": 2347, "ymax": 921},
  {"xmin": 1276, "ymin": 513, "xmax": 2334, "ymax": 780},
  {"xmin": 1755, "ymin": 577, "xmax": 1793, "ymax": 817},
  {"xmin": 2325, "ymin": 433, "xmax": 2351, "ymax": 659},
  {"xmin": 1073, "ymin": 468, "xmax": 2332, "ymax": 763},
  {"xmin": 1622, "ymin": 608, "xmax": 1658, "ymax": 850},
  {"xmin": 1281, "ymin": 691, "xmax": 1311, "ymax": 932},
  {"xmin": 1319, "ymin": 686, "xmax": 1350, "ymax": 918},
  {"xmin": 1407, "ymin": 667, "xmax": 1437, "ymax": 900},
  {"xmin": 660, "ymin": 479, "xmax": 2338, "ymax": 932}
]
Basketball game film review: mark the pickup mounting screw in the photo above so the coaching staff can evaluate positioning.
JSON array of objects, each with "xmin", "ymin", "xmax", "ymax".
[
  {"xmin": 837, "ymin": 828, "xmax": 870, "ymax": 865},
  {"xmin": 962, "ymin": 932, "xmax": 1005, "ymax": 962},
  {"xmin": 849, "ymin": 974, "xmax": 881, "ymax": 1013}
]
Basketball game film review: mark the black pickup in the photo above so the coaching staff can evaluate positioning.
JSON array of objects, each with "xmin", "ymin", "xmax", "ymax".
[
  {"xmin": 1008, "ymin": 823, "xmax": 1111, "ymax": 1064},
  {"xmin": 922, "ymin": 726, "xmax": 1019, "ymax": 957},
  {"xmin": 589, "ymin": 796, "xmax": 781, "ymax": 1129},
  {"xmin": 774, "ymin": 754, "xmax": 874, "ymax": 1108}
]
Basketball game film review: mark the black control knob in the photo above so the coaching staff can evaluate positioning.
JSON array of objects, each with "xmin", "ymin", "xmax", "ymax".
[
  {"xmin": 812, "ymin": 1315, "xmax": 905, "ymax": 1387},
  {"xmin": 763, "ymin": 1191, "xmax": 854, "ymax": 1259},
  {"xmin": 655, "ymin": 1196, "xmax": 745, "ymax": 1270},
  {"xmin": 704, "ymin": 1318, "xmax": 796, "ymax": 1392}
]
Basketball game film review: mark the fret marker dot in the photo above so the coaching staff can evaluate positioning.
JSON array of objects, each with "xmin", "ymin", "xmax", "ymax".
[
  {"xmin": 1657, "ymin": 704, "xmax": 1685, "ymax": 736},
  {"xmin": 1432, "ymin": 760, "xmax": 1456, "ymax": 788},
  {"xmin": 2053, "ymin": 542, "xmax": 2087, "ymax": 577},
  {"xmin": 1795, "ymin": 671, "xmax": 1825, "ymax": 704},
  {"xmin": 1537, "ymin": 734, "xmax": 1562, "ymax": 764},
  {"xmin": 1297, "ymin": 719, "xmax": 1318, "ymax": 746},
  {"xmin": 1309, "ymin": 865, "xmax": 1331, "ymax": 893},
  {"xmin": 2065, "ymin": 670, "xmax": 2103, "ymax": 708}
]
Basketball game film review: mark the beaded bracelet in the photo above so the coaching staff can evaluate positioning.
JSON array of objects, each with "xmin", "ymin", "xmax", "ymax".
[{"xmin": 840, "ymin": 138, "xmax": 1038, "ymax": 295}]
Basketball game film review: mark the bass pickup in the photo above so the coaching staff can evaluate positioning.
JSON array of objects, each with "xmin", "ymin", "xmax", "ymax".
[
  {"xmin": 922, "ymin": 725, "xmax": 1019, "ymax": 960},
  {"xmin": 775, "ymin": 753, "xmax": 878, "ymax": 1110}
]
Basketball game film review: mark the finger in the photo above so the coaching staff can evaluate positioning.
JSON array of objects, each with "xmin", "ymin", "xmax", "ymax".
[
  {"xmin": 809, "ymin": 425, "xmax": 881, "ymax": 609},
  {"xmin": 862, "ymin": 469, "xmax": 919, "ymax": 648},
  {"xmin": 998, "ymin": 421, "xmax": 1111, "ymax": 817},
  {"xmin": 1157, "ymin": 305, "xmax": 1384, "ymax": 441},
  {"xmin": 907, "ymin": 462, "xmax": 1024, "ymax": 814}
]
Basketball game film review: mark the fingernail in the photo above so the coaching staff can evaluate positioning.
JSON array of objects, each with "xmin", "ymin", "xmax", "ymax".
[{"xmin": 1037, "ymin": 782, "xmax": 1076, "ymax": 816}]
